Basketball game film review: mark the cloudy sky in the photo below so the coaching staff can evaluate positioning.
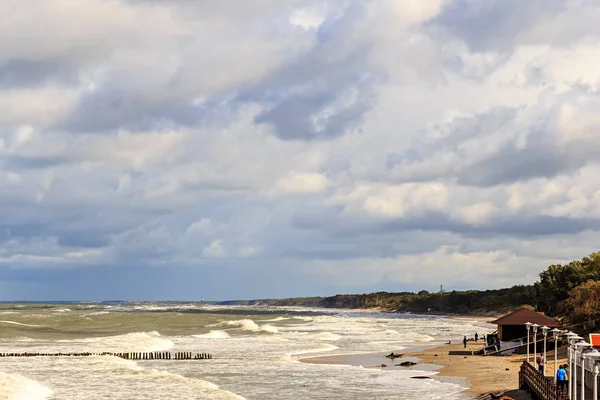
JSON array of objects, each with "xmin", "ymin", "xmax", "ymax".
[{"xmin": 1, "ymin": 0, "xmax": 600, "ymax": 301}]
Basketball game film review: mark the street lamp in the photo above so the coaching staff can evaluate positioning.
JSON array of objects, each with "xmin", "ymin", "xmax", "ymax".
[
  {"xmin": 552, "ymin": 328, "xmax": 561, "ymax": 383},
  {"xmin": 567, "ymin": 334, "xmax": 582, "ymax": 400},
  {"xmin": 572, "ymin": 340, "xmax": 591, "ymax": 400},
  {"xmin": 541, "ymin": 326, "xmax": 550, "ymax": 376},
  {"xmin": 525, "ymin": 322, "xmax": 532, "ymax": 363},
  {"xmin": 583, "ymin": 349, "xmax": 600, "ymax": 400},
  {"xmin": 532, "ymin": 324, "xmax": 540, "ymax": 371}
]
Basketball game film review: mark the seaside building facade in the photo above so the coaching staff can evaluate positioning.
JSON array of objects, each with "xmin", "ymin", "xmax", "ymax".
[{"xmin": 490, "ymin": 308, "xmax": 561, "ymax": 354}]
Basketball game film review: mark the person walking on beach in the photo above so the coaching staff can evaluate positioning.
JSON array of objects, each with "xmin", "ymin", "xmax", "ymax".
[
  {"xmin": 556, "ymin": 365, "xmax": 566, "ymax": 392},
  {"xmin": 537, "ymin": 353, "xmax": 545, "ymax": 374},
  {"xmin": 474, "ymin": 332, "xmax": 478, "ymax": 342},
  {"xmin": 463, "ymin": 336, "xmax": 467, "ymax": 349}
]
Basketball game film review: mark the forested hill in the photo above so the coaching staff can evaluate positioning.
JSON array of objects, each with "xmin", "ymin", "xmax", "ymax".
[
  {"xmin": 218, "ymin": 251, "xmax": 600, "ymax": 333},
  {"xmin": 217, "ymin": 287, "xmax": 534, "ymax": 316}
]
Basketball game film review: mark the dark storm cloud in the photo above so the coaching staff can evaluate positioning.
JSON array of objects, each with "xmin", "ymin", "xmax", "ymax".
[
  {"xmin": 456, "ymin": 141, "xmax": 594, "ymax": 187},
  {"xmin": 385, "ymin": 92, "xmax": 600, "ymax": 187},
  {"xmin": 254, "ymin": 82, "xmax": 376, "ymax": 141},
  {"xmin": 251, "ymin": 3, "xmax": 382, "ymax": 140},
  {"xmin": 3, "ymin": 154, "xmax": 72, "ymax": 170},
  {"xmin": 0, "ymin": 58, "xmax": 80, "ymax": 89},
  {"xmin": 292, "ymin": 206, "xmax": 600, "ymax": 241},
  {"xmin": 431, "ymin": 0, "xmax": 566, "ymax": 52}
]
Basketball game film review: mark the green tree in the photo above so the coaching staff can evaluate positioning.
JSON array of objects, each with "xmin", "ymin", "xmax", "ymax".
[{"xmin": 564, "ymin": 280, "xmax": 600, "ymax": 332}]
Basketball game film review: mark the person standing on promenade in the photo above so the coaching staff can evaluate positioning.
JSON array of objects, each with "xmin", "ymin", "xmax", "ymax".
[
  {"xmin": 556, "ymin": 365, "xmax": 566, "ymax": 392},
  {"xmin": 537, "ymin": 353, "xmax": 545, "ymax": 374},
  {"xmin": 463, "ymin": 336, "xmax": 467, "ymax": 349},
  {"xmin": 474, "ymin": 332, "xmax": 478, "ymax": 342}
]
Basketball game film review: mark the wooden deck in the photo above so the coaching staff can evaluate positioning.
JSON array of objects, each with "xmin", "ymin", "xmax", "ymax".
[{"xmin": 519, "ymin": 361, "xmax": 568, "ymax": 400}]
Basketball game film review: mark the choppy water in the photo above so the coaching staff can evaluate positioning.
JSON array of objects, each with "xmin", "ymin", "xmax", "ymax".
[{"xmin": 0, "ymin": 302, "xmax": 493, "ymax": 399}]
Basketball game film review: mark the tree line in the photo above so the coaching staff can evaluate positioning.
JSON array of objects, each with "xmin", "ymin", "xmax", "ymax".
[{"xmin": 219, "ymin": 251, "xmax": 600, "ymax": 333}]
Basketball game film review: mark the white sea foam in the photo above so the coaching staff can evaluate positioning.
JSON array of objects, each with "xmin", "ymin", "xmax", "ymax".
[
  {"xmin": 399, "ymin": 332, "xmax": 435, "ymax": 342},
  {"xmin": 293, "ymin": 316, "xmax": 314, "ymax": 321},
  {"xmin": 52, "ymin": 308, "xmax": 72, "ymax": 313},
  {"xmin": 226, "ymin": 319, "xmax": 279, "ymax": 334},
  {"xmin": 96, "ymin": 355, "xmax": 144, "ymax": 372},
  {"xmin": 315, "ymin": 332, "xmax": 342, "ymax": 341},
  {"xmin": 0, "ymin": 320, "xmax": 44, "ymax": 328},
  {"xmin": 138, "ymin": 368, "xmax": 247, "ymax": 400},
  {"xmin": 259, "ymin": 324, "xmax": 279, "ymax": 334},
  {"xmin": 82, "ymin": 331, "xmax": 174, "ymax": 352},
  {"xmin": 286, "ymin": 343, "xmax": 339, "ymax": 358},
  {"xmin": 227, "ymin": 319, "xmax": 260, "ymax": 331},
  {"xmin": 376, "ymin": 329, "xmax": 399, "ymax": 335},
  {"xmin": 193, "ymin": 330, "xmax": 231, "ymax": 339},
  {"xmin": 82, "ymin": 311, "xmax": 110, "ymax": 317},
  {"xmin": 261, "ymin": 317, "xmax": 288, "ymax": 322},
  {"xmin": 0, "ymin": 372, "xmax": 53, "ymax": 400}
]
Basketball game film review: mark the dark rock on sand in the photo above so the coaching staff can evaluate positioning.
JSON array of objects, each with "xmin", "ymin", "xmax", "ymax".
[{"xmin": 396, "ymin": 361, "xmax": 417, "ymax": 367}]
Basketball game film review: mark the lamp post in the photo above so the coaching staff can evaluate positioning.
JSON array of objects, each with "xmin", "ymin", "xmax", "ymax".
[
  {"xmin": 552, "ymin": 328, "xmax": 560, "ymax": 383},
  {"xmin": 569, "ymin": 335, "xmax": 583, "ymax": 400},
  {"xmin": 525, "ymin": 322, "xmax": 532, "ymax": 364},
  {"xmin": 541, "ymin": 326, "xmax": 550, "ymax": 376},
  {"xmin": 583, "ymin": 350, "xmax": 600, "ymax": 400},
  {"xmin": 595, "ymin": 364, "xmax": 599, "ymax": 400},
  {"xmin": 532, "ymin": 324, "xmax": 539, "ymax": 371},
  {"xmin": 572, "ymin": 340, "xmax": 591, "ymax": 400}
]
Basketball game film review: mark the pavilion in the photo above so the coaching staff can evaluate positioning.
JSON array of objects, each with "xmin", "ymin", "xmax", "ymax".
[{"xmin": 491, "ymin": 307, "xmax": 561, "ymax": 344}]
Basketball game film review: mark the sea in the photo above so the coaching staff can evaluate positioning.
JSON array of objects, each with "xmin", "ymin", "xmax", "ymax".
[{"xmin": 0, "ymin": 302, "xmax": 493, "ymax": 400}]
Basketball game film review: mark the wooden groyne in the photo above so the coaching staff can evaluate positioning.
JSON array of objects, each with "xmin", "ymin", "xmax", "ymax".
[{"xmin": 0, "ymin": 351, "xmax": 212, "ymax": 360}]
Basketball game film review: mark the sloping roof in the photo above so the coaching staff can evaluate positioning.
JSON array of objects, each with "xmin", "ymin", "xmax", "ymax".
[{"xmin": 491, "ymin": 308, "xmax": 561, "ymax": 327}]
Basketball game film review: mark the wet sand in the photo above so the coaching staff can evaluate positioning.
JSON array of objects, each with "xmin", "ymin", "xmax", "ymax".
[{"xmin": 301, "ymin": 340, "xmax": 568, "ymax": 399}]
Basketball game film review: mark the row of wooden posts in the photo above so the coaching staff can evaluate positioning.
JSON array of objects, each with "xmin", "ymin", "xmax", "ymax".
[{"xmin": 0, "ymin": 351, "xmax": 212, "ymax": 360}]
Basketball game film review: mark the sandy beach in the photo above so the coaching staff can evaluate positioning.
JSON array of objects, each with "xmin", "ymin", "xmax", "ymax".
[{"xmin": 302, "ymin": 339, "xmax": 569, "ymax": 399}]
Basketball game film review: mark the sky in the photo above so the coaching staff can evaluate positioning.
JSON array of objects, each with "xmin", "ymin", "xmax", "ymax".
[{"xmin": 1, "ymin": 0, "xmax": 600, "ymax": 301}]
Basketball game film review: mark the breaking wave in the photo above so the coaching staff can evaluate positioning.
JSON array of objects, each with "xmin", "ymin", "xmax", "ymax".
[
  {"xmin": 138, "ymin": 368, "xmax": 247, "ymax": 399},
  {"xmin": 193, "ymin": 330, "xmax": 231, "ymax": 339},
  {"xmin": 226, "ymin": 319, "xmax": 279, "ymax": 334},
  {"xmin": 315, "ymin": 332, "xmax": 342, "ymax": 341},
  {"xmin": 261, "ymin": 317, "xmax": 288, "ymax": 322},
  {"xmin": 0, "ymin": 320, "xmax": 44, "ymax": 328},
  {"xmin": 82, "ymin": 331, "xmax": 174, "ymax": 352},
  {"xmin": 0, "ymin": 372, "xmax": 53, "ymax": 400}
]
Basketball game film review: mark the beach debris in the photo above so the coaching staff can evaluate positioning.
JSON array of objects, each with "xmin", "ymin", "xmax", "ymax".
[
  {"xmin": 410, "ymin": 376, "xmax": 431, "ymax": 379},
  {"xmin": 386, "ymin": 352, "xmax": 404, "ymax": 358},
  {"xmin": 380, "ymin": 364, "xmax": 387, "ymax": 367},
  {"xmin": 396, "ymin": 361, "xmax": 417, "ymax": 367}
]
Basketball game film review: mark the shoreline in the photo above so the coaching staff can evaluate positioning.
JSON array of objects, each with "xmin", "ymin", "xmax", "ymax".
[
  {"xmin": 301, "ymin": 340, "xmax": 566, "ymax": 399},
  {"xmin": 325, "ymin": 308, "xmax": 501, "ymax": 323}
]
